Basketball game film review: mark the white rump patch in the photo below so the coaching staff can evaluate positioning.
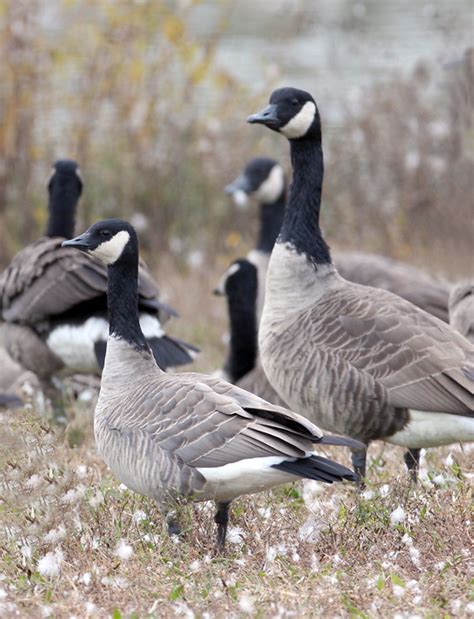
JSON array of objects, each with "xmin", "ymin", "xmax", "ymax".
[
  {"xmin": 214, "ymin": 262, "xmax": 241, "ymax": 296},
  {"xmin": 211, "ymin": 368, "xmax": 231, "ymax": 381},
  {"xmin": 198, "ymin": 456, "xmax": 296, "ymax": 501},
  {"xmin": 254, "ymin": 164, "xmax": 285, "ymax": 204},
  {"xmin": 386, "ymin": 410, "xmax": 474, "ymax": 449},
  {"xmin": 90, "ymin": 230, "xmax": 130, "ymax": 265},
  {"xmin": 138, "ymin": 313, "xmax": 165, "ymax": 339},
  {"xmin": 280, "ymin": 101, "xmax": 316, "ymax": 139},
  {"xmin": 47, "ymin": 317, "xmax": 109, "ymax": 373}
]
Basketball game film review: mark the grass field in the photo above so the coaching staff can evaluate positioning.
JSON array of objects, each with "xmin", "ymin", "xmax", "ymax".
[
  {"xmin": 0, "ymin": 262, "xmax": 473, "ymax": 619},
  {"xmin": 1, "ymin": 404, "xmax": 472, "ymax": 618}
]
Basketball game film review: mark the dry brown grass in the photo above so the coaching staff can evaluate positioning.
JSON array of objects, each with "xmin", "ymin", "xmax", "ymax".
[
  {"xmin": 1, "ymin": 400, "xmax": 472, "ymax": 618},
  {"xmin": 1, "ymin": 261, "xmax": 473, "ymax": 618}
]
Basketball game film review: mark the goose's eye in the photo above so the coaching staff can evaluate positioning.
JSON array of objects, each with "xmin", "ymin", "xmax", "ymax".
[
  {"xmin": 100, "ymin": 230, "xmax": 112, "ymax": 239},
  {"xmin": 291, "ymin": 98, "xmax": 299, "ymax": 106}
]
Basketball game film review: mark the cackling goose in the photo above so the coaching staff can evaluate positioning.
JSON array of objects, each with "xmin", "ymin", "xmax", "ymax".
[
  {"xmin": 63, "ymin": 219, "xmax": 358, "ymax": 549},
  {"xmin": 248, "ymin": 87, "xmax": 474, "ymax": 482},
  {"xmin": 0, "ymin": 160, "xmax": 197, "ymax": 403}
]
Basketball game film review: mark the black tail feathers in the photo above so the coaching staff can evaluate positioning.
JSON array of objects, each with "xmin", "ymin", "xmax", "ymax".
[
  {"xmin": 0, "ymin": 392, "xmax": 23, "ymax": 409},
  {"xmin": 148, "ymin": 335, "xmax": 199, "ymax": 370},
  {"xmin": 272, "ymin": 454, "xmax": 357, "ymax": 484}
]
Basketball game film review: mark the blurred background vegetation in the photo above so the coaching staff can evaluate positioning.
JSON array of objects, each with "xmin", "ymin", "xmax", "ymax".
[{"xmin": 0, "ymin": 0, "xmax": 472, "ymax": 277}]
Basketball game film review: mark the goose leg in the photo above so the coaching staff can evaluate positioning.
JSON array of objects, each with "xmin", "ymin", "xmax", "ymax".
[
  {"xmin": 214, "ymin": 501, "xmax": 231, "ymax": 551},
  {"xmin": 404, "ymin": 448, "xmax": 421, "ymax": 483},
  {"xmin": 351, "ymin": 446, "xmax": 367, "ymax": 487}
]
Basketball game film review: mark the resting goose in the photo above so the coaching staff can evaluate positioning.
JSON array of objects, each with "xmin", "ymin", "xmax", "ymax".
[
  {"xmin": 449, "ymin": 280, "xmax": 474, "ymax": 344},
  {"xmin": 0, "ymin": 160, "xmax": 197, "ymax": 402},
  {"xmin": 225, "ymin": 157, "xmax": 286, "ymax": 322},
  {"xmin": 63, "ymin": 219, "xmax": 357, "ymax": 549},
  {"xmin": 248, "ymin": 87, "xmax": 474, "ymax": 482},
  {"xmin": 214, "ymin": 258, "xmax": 286, "ymax": 405}
]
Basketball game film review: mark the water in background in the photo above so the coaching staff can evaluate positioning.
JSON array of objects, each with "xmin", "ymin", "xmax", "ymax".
[{"xmin": 189, "ymin": 0, "xmax": 473, "ymax": 128}]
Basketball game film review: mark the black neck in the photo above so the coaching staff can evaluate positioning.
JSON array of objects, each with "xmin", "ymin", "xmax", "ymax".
[
  {"xmin": 278, "ymin": 137, "xmax": 331, "ymax": 266},
  {"xmin": 46, "ymin": 186, "xmax": 78, "ymax": 239},
  {"xmin": 223, "ymin": 287, "xmax": 258, "ymax": 382},
  {"xmin": 107, "ymin": 258, "xmax": 150, "ymax": 354},
  {"xmin": 257, "ymin": 191, "xmax": 286, "ymax": 253}
]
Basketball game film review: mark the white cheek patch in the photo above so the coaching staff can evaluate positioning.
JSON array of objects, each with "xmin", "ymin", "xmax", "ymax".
[
  {"xmin": 280, "ymin": 101, "xmax": 316, "ymax": 139},
  {"xmin": 215, "ymin": 262, "xmax": 241, "ymax": 295},
  {"xmin": 253, "ymin": 165, "xmax": 285, "ymax": 204},
  {"xmin": 47, "ymin": 167, "xmax": 56, "ymax": 185},
  {"xmin": 90, "ymin": 230, "xmax": 130, "ymax": 265},
  {"xmin": 232, "ymin": 190, "xmax": 250, "ymax": 209}
]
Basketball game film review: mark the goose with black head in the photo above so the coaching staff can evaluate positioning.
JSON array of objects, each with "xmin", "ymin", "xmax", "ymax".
[
  {"xmin": 0, "ymin": 161, "xmax": 197, "ymax": 408},
  {"xmin": 224, "ymin": 158, "xmax": 286, "ymax": 327},
  {"xmin": 63, "ymin": 219, "xmax": 358, "ymax": 550},
  {"xmin": 248, "ymin": 87, "xmax": 474, "ymax": 482}
]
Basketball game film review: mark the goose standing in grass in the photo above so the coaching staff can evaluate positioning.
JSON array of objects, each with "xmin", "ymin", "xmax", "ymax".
[
  {"xmin": 226, "ymin": 158, "xmax": 450, "ymax": 322},
  {"xmin": 248, "ymin": 87, "xmax": 474, "ymax": 482},
  {"xmin": 449, "ymin": 280, "xmax": 474, "ymax": 343},
  {"xmin": 0, "ymin": 160, "xmax": 197, "ymax": 404},
  {"xmin": 214, "ymin": 258, "xmax": 286, "ymax": 405},
  {"xmin": 63, "ymin": 219, "xmax": 357, "ymax": 549}
]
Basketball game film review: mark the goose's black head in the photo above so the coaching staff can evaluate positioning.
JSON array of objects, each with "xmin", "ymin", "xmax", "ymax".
[
  {"xmin": 62, "ymin": 219, "xmax": 138, "ymax": 266},
  {"xmin": 247, "ymin": 87, "xmax": 320, "ymax": 140},
  {"xmin": 46, "ymin": 159, "xmax": 83, "ymax": 239},
  {"xmin": 48, "ymin": 159, "xmax": 83, "ymax": 198},
  {"xmin": 225, "ymin": 157, "xmax": 286, "ymax": 206},
  {"xmin": 213, "ymin": 259, "xmax": 258, "ymax": 299}
]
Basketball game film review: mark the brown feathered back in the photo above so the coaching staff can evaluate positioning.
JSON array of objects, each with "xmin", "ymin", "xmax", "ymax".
[
  {"xmin": 0, "ymin": 237, "xmax": 166, "ymax": 324},
  {"xmin": 334, "ymin": 251, "xmax": 450, "ymax": 323}
]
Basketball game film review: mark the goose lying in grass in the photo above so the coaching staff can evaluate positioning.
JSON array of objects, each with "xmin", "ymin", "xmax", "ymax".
[
  {"xmin": 0, "ymin": 161, "xmax": 197, "ymax": 406},
  {"xmin": 248, "ymin": 87, "xmax": 474, "ymax": 482},
  {"xmin": 63, "ymin": 219, "xmax": 358, "ymax": 550}
]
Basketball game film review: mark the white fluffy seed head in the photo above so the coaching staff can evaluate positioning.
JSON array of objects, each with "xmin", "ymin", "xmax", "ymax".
[
  {"xmin": 253, "ymin": 164, "xmax": 285, "ymax": 203},
  {"xmin": 280, "ymin": 101, "xmax": 317, "ymax": 139},
  {"xmin": 114, "ymin": 539, "xmax": 134, "ymax": 560},
  {"xmin": 390, "ymin": 506, "xmax": 406, "ymax": 526},
  {"xmin": 90, "ymin": 230, "xmax": 130, "ymax": 265}
]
